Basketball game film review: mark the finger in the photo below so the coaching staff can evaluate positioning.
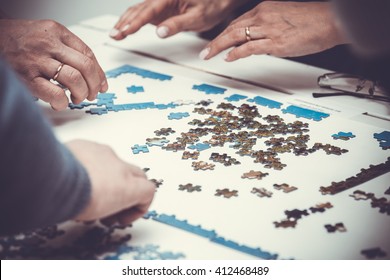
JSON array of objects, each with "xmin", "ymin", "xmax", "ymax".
[
  {"xmin": 109, "ymin": 3, "xmax": 145, "ymax": 40},
  {"xmin": 100, "ymin": 215, "xmax": 118, "ymax": 227},
  {"xmin": 116, "ymin": 207, "xmax": 147, "ymax": 225},
  {"xmin": 112, "ymin": 2, "xmax": 170, "ymax": 39},
  {"xmin": 38, "ymin": 59, "xmax": 89, "ymax": 104},
  {"xmin": 204, "ymin": 27, "xmax": 251, "ymax": 59},
  {"xmin": 225, "ymin": 39, "xmax": 274, "ymax": 62},
  {"xmin": 127, "ymin": 163, "xmax": 148, "ymax": 179},
  {"xmin": 156, "ymin": 10, "xmax": 200, "ymax": 38},
  {"xmin": 60, "ymin": 33, "xmax": 108, "ymax": 95},
  {"xmin": 30, "ymin": 77, "xmax": 69, "ymax": 111},
  {"xmin": 54, "ymin": 64, "xmax": 90, "ymax": 104}
]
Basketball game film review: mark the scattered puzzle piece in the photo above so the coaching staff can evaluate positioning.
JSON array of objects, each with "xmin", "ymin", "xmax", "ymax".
[
  {"xmin": 178, "ymin": 183, "xmax": 202, "ymax": 192},
  {"xmin": 146, "ymin": 137, "xmax": 169, "ymax": 147},
  {"xmin": 168, "ymin": 112, "xmax": 190, "ymax": 120},
  {"xmin": 373, "ymin": 131, "xmax": 390, "ymax": 150},
  {"xmin": 273, "ymin": 183, "xmax": 298, "ymax": 193},
  {"xmin": 361, "ymin": 247, "xmax": 387, "ymax": 259},
  {"xmin": 324, "ymin": 223, "xmax": 347, "ymax": 233},
  {"xmin": 310, "ymin": 202, "xmax": 333, "ymax": 213},
  {"xmin": 209, "ymin": 153, "xmax": 240, "ymax": 166},
  {"xmin": 241, "ymin": 170, "xmax": 269, "ymax": 180},
  {"xmin": 182, "ymin": 151, "xmax": 200, "ymax": 160},
  {"xmin": 154, "ymin": 128, "xmax": 175, "ymax": 136},
  {"xmin": 127, "ymin": 85, "xmax": 144, "ymax": 94},
  {"xmin": 162, "ymin": 142, "xmax": 186, "ymax": 152},
  {"xmin": 332, "ymin": 131, "xmax": 356, "ymax": 140},
  {"xmin": 251, "ymin": 187, "xmax": 273, "ymax": 198},
  {"xmin": 188, "ymin": 142, "xmax": 211, "ymax": 152},
  {"xmin": 285, "ymin": 209, "xmax": 310, "ymax": 220},
  {"xmin": 150, "ymin": 178, "xmax": 164, "ymax": 188},
  {"xmin": 274, "ymin": 220, "xmax": 297, "ymax": 228},
  {"xmin": 131, "ymin": 144, "xmax": 149, "ymax": 154},
  {"xmin": 349, "ymin": 190, "xmax": 375, "ymax": 200},
  {"xmin": 192, "ymin": 161, "xmax": 215, "ymax": 171},
  {"xmin": 215, "ymin": 188, "xmax": 238, "ymax": 198}
]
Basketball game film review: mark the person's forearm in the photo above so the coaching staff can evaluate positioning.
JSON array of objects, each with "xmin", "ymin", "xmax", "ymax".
[
  {"xmin": 332, "ymin": 0, "xmax": 390, "ymax": 57},
  {"xmin": 0, "ymin": 59, "xmax": 91, "ymax": 235}
]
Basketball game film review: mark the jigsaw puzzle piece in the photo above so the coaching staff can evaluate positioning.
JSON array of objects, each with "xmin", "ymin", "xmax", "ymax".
[
  {"xmin": 192, "ymin": 83, "xmax": 226, "ymax": 94},
  {"xmin": 131, "ymin": 144, "xmax": 149, "ymax": 154},
  {"xmin": 168, "ymin": 112, "xmax": 190, "ymax": 120},
  {"xmin": 282, "ymin": 105, "xmax": 330, "ymax": 121},
  {"xmin": 126, "ymin": 85, "xmax": 144, "ymax": 94},
  {"xmin": 248, "ymin": 96, "xmax": 283, "ymax": 109},
  {"xmin": 224, "ymin": 94, "xmax": 247, "ymax": 102}
]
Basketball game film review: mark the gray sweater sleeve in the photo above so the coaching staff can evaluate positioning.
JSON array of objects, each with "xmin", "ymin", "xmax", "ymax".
[
  {"xmin": 332, "ymin": 0, "xmax": 390, "ymax": 57},
  {"xmin": 0, "ymin": 58, "xmax": 91, "ymax": 235}
]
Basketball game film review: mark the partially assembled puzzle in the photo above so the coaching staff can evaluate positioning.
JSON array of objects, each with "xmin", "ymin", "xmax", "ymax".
[{"xmin": 1, "ymin": 63, "xmax": 389, "ymax": 260}]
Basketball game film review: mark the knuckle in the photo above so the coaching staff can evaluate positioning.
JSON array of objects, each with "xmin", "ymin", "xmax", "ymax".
[
  {"xmin": 231, "ymin": 30, "xmax": 243, "ymax": 42},
  {"xmin": 82, "ymin": 46, "xmax": 95, "ymax": 60},
  {"xmin": 68, "ymin": 68, "xmax": 83, "ymax": 85},
  {"xmin": 81, "ymin": 56, "xmax": 96, "ymax": 74},
  {"xmin": 40, "ymin": 19, "xmax": 62, "ymax": 32},
  {"xmin": 247, "ymin": 42, "xmax": 258, "ymax": 53}
]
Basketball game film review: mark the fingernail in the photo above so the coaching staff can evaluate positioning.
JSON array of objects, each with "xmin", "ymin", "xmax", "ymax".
[
  {"xmin": 156, "ymin": 26, "xmax": 169, "ymax": 38},
  {"xmin": 109, "ymin": 28, "xmax": 120, "ymax": 38},
  {"xmin": 100, "ymin": 80, "xmax": 108, "ymax": 92},
  {"xmin": 199, "ymin": 47, "xmax": 210, "ymax": 60},
  {"xmin": 224, "ymin": 52, "xmax": 230, "ymax": 62},
  {"xmin": 121, "ymin": 24, "xmax": 130, "ymax": 32}
]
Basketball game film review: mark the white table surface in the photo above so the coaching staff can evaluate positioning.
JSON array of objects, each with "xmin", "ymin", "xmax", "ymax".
[{"xmin": 35, "ymin": 15, "xmax": 390, "ymax": 260}]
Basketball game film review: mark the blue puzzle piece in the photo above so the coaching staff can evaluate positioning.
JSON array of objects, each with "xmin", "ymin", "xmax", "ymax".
[
  {"xmin": 131, "ymin": 144, "xmax": 149, "ymax": 154},
  {"xmin": 211, "ymin": 236, "xmax": 278, "ymax": 260},
  {"xmin": 87, "ymin": 107, "xmax": 108, "ymax": 115},
  {"xmin": 168, "ymin": 112, "xmax": 190, "ymax": 120},
  {"xmin": 248, "ymin": 96, "xmax": 283, "ymax": 109},
  {"xmin": 155, "ymin": 102, "xmax": 177, "ymax": 110},
  {"xmin": 105, "ymin": 244, "xmax": 185, "ymax": 260},
  {"xmin": 144, "ymin": 211, "xmax": 158, "ymax": 219},
  {"xmin": 126, "ymin": 85, "xmax": 144, "ymax": 94},
  {"xmin": 282, "ymin": 105, "xmax": 330, "ymax": 121},
  {"xmin": 69, "ymin": 102, "xmax": 95, "ymax": 109},
  {"xmin": 225, "ymin": 94, "xmax": 248, "ymax": 102},
  {"xmin": 105, "ymin": 65, "xmax": 172, "ymax": 81},
  {"xmin": 192, "ymin": 83, "xmax": 226, "ymax": 95},
  {"xmin": 154, "ymin": 214, "xmax": 218, "ymax": 239},
  {"xmin": 332, "ymin": 131, "xmax": 356, "ymax": 140},
  {"xmin": 374, "ymin": 131, "xmax": 390, "ymax": 150},
  {"xmin": 148, "ymin": 211, "xmax": 278, "ymax": 260},
  {"xmin": 188, "ymin": 142, "xmax": 211, "ymax": 151},
  {"xmin": 97, "ymin": 93, "xmax": 116, "ymax": 100}
]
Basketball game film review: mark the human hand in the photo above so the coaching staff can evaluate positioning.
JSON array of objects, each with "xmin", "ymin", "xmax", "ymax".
[
  {"xmin": 0, "ymin": 19, "xmax": 108, "ymax": 110},
  {"xmin": 66, "ymin": 140, "xmax": 156, "ymax": 225},
  {"xmin": 110, "ymin": 0, "xmax": 244, "ymax": 40},
  {"xmin": 199, "ymin": 1, "xmax": 349, "ymax": 61}
]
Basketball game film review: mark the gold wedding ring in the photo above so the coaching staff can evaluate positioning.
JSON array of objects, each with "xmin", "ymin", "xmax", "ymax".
[
  {"xmin": 245, "ymin": 26, "xmax": 252, "ymax": 42},
  {"xmin": 53, "ymin": 63, "xmax": 64, "ymax": 81}
]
